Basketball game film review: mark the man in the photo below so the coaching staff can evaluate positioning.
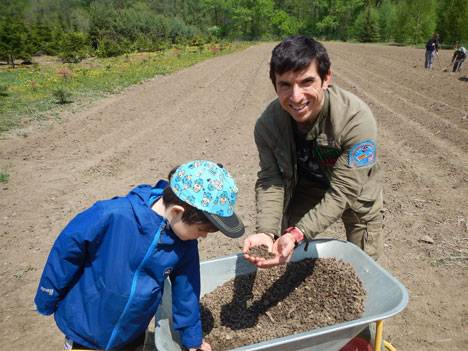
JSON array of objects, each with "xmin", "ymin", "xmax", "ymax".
[
  {"xmin": 425, "ymin": 33, "xmax": 440, "ymax": 70},
  {"xmin": 243, "ymin": 36, "xmax": 383, "ymax": 268},
  {"xmin": 451, "ymin": 45, "xmax": 466, "ymax": 73}
]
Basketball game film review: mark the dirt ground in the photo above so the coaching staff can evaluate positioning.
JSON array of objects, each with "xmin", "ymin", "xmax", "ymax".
[{"xmin": 0, "ymin": 42, "xmax": 467, "ymax": 350}]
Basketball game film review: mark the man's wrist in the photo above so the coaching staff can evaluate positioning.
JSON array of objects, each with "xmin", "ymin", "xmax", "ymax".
[
  {"xmin": 284, "ymin": 227, "xmax": 304, "ymax": 243},
  {"xmin": 263, "ymin": 232, "xmax": 277, "ymax": 240}
]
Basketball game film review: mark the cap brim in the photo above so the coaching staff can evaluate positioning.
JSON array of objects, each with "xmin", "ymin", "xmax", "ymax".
[{"xmin": 204, "ymin": 211, "xmax": 245, "ymax": 238}]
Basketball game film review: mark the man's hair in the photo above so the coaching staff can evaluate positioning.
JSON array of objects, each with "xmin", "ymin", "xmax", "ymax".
[
  {"xmin": 269, "ymin": 35, "xmax": 331, "ymax": 87},
  {"xmin": 162, "ymin": 167, "xmax": 217, "ymax": 230}
]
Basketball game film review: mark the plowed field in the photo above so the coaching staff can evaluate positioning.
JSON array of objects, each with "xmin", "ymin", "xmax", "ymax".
[{"xmin": 1, "ymin": 42, "xmax": 467, "ymax": 350}]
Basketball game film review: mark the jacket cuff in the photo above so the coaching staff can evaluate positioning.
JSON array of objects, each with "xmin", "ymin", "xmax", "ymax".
[
  {"xmin": 35, "ymin": 302, "xmax": 56, "ymax": 316},
  {"xmin": 179, "ymin": 320, "xmax": 203, "ymax": 349}
]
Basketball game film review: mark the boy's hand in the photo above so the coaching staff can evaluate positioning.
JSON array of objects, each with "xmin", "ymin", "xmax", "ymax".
[
  {"xmin": 189, "ymin": 339, "xmax": 211, "ymax": 351},
  {"xmin": 242, "ymin": 233, "xmax": 274, "ymax": 265}
]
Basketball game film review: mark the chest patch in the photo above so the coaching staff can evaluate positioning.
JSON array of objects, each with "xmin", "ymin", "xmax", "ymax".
[
  {"xmin": 164, "ymin": 267, "xmax": 173, "ymax": 277},
  {"xmin": 348, "ymin": 140, "xmax": 376, "ymax": 167}
]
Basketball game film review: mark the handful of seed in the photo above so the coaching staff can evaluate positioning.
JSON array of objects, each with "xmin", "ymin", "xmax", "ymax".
[{"xmin": 248, "ymin": 244, "xmax": 276, "ymax": 259}]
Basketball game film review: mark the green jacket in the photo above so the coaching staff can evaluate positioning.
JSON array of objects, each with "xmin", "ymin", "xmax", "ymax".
[{"xmin": 254, "ymin": 85, "xmax": 383, "ymax": 239}]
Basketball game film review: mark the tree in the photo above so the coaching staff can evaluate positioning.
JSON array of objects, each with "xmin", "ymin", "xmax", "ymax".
[
  {"xmin": 59, "ymin": 31, "xmax": 89, "ymax": 63},
  {"xmin": 393, "ymin": 0, "xmax": 437, "ymax": 45},
  {"xmin": 315, "ymin": 0, "xmax": 365, "ymax": 40},
  {"xmin": 0, "ymin": 17, "xmax": 29, "ymax": 67},
  {"xmin": 376, "ymin": 0, "xmax": 397, "ymax": 42},
  {"xmin": 271, "ymin": 9, "xmax": 303, "ymax": 37},
  {"xmin": 353, "ymin": 5, "xmax": 380, "ymax": 42},
  {"xmin": 436, "ymin": 0, "xmax": 468, "ymax": 45}
]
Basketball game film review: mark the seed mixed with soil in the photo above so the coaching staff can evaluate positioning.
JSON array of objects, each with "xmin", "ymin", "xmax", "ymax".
[
  {"xmin": 247, "ymin": 244, "xmax": 276, "ymax": 259},
  {"xmin": 200, "ymin": 258, "xmax": 366, "ymax": 350}
]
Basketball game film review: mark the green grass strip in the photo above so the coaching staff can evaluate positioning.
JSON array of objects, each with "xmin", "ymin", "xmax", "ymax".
[{"xmin": 0, "ymin": 42, "xmax": 252, "ymax": 133}]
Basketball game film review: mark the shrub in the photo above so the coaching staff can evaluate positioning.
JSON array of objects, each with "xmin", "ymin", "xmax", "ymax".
[
  {"xmin": 96, "ymin": 36, "xmax": 128, "ymax": 58},
  {"xmin": 0, "ymin": 84, "xmax": 8, "ymax": 97},
  {"xmin": 53, "ymin": 87, "xmax": 72, "ymax": 104},
  {"xmin": 59, "ymin": 32, "xmax": 89, "ymax": 63}
]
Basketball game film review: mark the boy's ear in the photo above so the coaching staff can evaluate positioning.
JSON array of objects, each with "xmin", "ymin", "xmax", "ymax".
[{"xmin": 168, "ymin": 205, "xmax": 185, "ymax": 219}]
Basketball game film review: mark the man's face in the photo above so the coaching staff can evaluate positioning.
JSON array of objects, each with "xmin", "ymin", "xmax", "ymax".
[{"xmin": 274, "ymin": 60, "xmax": 332, "ymax": 124}]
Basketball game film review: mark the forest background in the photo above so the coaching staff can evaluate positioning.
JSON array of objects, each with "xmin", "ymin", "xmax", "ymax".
[{"xmin": 1, "ymin": 0, "xmax": 468, "ymax": 66}]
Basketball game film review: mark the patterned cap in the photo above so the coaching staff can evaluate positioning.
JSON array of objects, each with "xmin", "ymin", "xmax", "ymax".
[{"xmin": 170, "ymin": 160, "xmax": 244, "ymax": 238}]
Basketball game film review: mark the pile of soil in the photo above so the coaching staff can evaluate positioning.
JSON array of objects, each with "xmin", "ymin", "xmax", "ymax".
[{"xmin": 200, "ymin": 258, "xmax": 366, "ymax": 350}]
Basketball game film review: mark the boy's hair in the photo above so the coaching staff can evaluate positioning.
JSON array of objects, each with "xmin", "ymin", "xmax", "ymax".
[
  {"xmin": 162, "ymin": 167, "xmax": 217, "ymax": 230},
  {"xmin": 269, "ymin": 35, "xmax": 331, "ymax": 87}
]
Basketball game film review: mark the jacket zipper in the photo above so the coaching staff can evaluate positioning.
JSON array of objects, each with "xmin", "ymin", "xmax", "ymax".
[{"xmin": 105, "ymin": 220, "xmax": 165, "ymax": 350}]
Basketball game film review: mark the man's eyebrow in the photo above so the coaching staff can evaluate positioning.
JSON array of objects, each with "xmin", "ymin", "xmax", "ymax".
[{"xmin": 300, "ymin": 76, "xmax": 315, "ymax": 83}]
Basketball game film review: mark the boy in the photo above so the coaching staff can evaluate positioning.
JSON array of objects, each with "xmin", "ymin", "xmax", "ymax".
[{"xmin": 35, "ymin": 160, "xmax": 244, "ymax": 350}]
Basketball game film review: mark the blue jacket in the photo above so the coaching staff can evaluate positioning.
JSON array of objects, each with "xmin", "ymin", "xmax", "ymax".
[{"xmin": 34, "ymin": 180, "xmax": 202, "ymax": 349}]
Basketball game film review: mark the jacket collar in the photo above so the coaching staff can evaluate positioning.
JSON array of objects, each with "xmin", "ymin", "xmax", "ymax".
[
  {"xmin": 305, "ymin": 89, "xmax": 330, "ymax": 141},
  {"xmin": 127, "ymin": 181, "xmax": 167, "ymax": 237}
]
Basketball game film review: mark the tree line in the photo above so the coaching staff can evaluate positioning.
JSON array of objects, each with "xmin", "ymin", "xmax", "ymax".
[{"xmin": 1, "ymin": 0, "xmax": 467, "ymax": 66}]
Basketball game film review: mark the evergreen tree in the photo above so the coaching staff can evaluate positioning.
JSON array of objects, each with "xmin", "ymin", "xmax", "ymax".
[
  {"xmin": 59, "ymin": 31, "xmax": 89, "ymax": 63},
  {"xmin": 353, "ymin": 6, "xmax": 380, "ymax": 42},
  {"xmin": 0, "ymin": 2, "xmax": 32, "ymax": 68},
  {"xmin": 377, "ymin": 0, "xmax": 397, "ymax": 42}
]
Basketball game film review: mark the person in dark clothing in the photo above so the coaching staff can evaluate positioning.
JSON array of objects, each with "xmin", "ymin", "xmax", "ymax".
[
  {"xmin": 425, "ymin": 33, "xmax": 440, "ymax": 70},
  {"xmin": 451, "ymin": 46, "xmax": 467, "ymax": 73}
]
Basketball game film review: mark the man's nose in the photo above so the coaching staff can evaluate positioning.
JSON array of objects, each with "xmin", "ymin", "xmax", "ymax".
[{"xmin": 290, "ymin": 85, "xmax": 303, "ymax": 102}]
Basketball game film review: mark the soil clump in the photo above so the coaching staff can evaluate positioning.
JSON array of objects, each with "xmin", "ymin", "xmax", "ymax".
[
  {"xmin": 200, "ymin": 258, "xmax": 366, "ymax": 350},
  {"xmin": 247, "ymin": 244, "xmax": 275, "ymax": 259}
]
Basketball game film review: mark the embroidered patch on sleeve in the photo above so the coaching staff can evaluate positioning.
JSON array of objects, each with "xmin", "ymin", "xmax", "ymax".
[{"xmin": 348, "ymin": 140, "xmax": 376, "ymax": 167}]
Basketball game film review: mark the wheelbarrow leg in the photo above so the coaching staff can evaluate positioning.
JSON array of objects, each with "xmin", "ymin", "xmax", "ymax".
[
  {"xmin": 374, "ymin": 320, "xmax": 383, "ymax": 351},
  {"xmin": 374, "ymin": 320, "xmax": 398, "ymax": 351}
]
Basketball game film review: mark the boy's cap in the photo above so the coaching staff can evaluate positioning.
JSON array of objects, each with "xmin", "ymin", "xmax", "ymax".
[{"xmin": 170, "ymin": 160, "xmax": 245, "ymax": 238}]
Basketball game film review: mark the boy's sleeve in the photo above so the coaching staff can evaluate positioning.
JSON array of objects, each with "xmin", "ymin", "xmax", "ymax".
[
  {"xmin": 34, "ymin": 202, "xmax": 107, "ymax": 315},
  {"xmin": 170, "ymin": 243, "xmax": 203, "ymax": 349}
]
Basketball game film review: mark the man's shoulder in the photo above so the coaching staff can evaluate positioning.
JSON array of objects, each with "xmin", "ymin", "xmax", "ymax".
[
  {"xmin": 259, "ymin": 98, "xmax": 282, "ymax": 118},
  {"xmin": 328, "ymin": 85, "xmax": 369, "ymax": 111},
  {"xmin": 327, "ymin": 85, "xmax": 375, "ymax": 135},
  {"xmin": 256, "ymin": 98, "xmax": 288, "ymax": 127}
]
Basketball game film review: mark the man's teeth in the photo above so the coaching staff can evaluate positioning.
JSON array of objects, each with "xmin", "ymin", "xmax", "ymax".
[{"xmin": 290, "ymin": 102, "xmax": 309, "ymax": 111}]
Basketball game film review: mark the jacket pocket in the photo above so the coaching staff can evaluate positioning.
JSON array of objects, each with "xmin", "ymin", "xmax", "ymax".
[{"xmin": 357, "ymin": 164, "xmax": 382, "ymax": 202}]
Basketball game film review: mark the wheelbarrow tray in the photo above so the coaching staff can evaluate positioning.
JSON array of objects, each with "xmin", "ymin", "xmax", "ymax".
[{"xmin": 155, "ymin": 239, "xmax": 408, "ymax": 351}]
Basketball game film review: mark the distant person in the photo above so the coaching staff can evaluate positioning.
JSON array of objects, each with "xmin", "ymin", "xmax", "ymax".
[
  {"xmin": 243, "ymin": 36, "xmax": 383, "ymax": 267},
  {"xmin": 425, "ymin": 33, "xmax": 440, "ymax": 70},
  {"xmin": 451, "ymin": 45, "xmax": 466, "ymax": 73},
  {"xmin": 34, "ymin": 160, "xmax": 244, "ymax": 351}
]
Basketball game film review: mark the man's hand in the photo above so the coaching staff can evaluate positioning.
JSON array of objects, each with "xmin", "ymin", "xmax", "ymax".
[
  {"xmin": 243, "ymin": 233, "xmax": 274, "ymax": 265},
  {"xmin": 189, "ymin": 340, "xmax": 211, "ymax": 351},
  {"xmin": 254, "ymin": 233, "xmax": 296, "ymax": 268}
]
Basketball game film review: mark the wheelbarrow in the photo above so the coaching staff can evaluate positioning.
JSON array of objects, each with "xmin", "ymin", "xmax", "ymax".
[{"xmin": 155, "ymin": 239, "xmax": 409, "ymax": 351}]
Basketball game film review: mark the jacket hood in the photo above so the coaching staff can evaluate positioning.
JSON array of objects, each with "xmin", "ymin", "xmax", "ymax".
[{"xmin": 127, "ymin": 180, "xmax": 168, "ymax": 236}]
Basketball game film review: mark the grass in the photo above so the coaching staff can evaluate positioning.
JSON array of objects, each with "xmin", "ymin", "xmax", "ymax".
[
  {"xmin": 0, "ymin": 172, "xmax": 9, "ymax": 183},
  {"xmin": 0, "ymin": 42, "xmax": 252, "ymax": 133}
]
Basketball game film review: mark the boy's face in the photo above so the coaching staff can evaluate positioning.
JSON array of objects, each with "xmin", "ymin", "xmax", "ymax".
[
  {"xmin": 169, "ymin": 210, "xmax": 218, "ymax": 241},
  {"xmin": 275, "ymin": 60, "xmax": 332, "ymax": 124}
]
